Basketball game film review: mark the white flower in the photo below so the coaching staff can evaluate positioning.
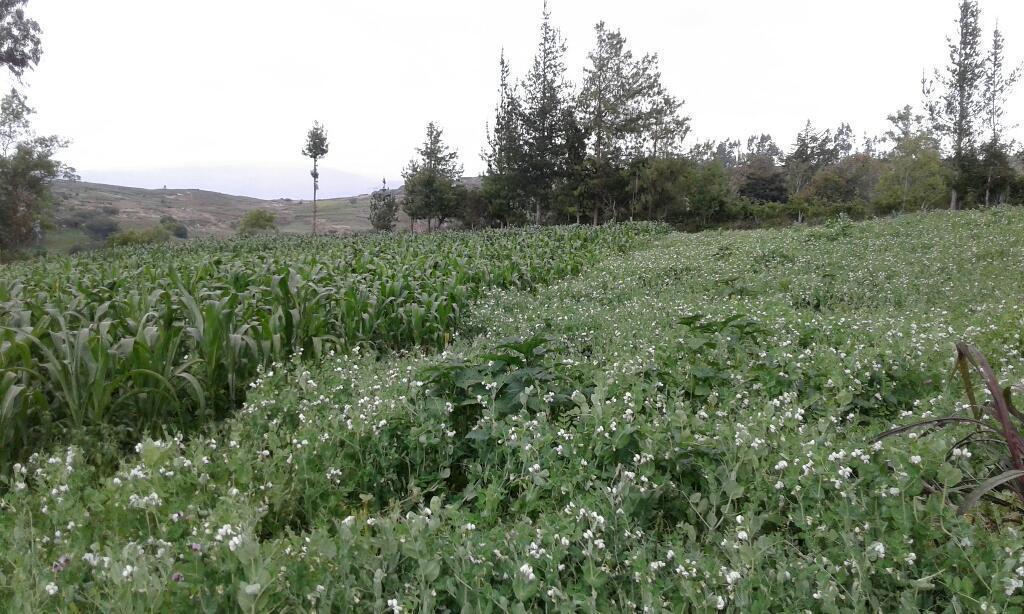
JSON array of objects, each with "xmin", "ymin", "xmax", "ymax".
[
  {"xmin": 715, "ymin": 596, "xmax": 726, "ymax": 610},
  {"xmin": 519, "ymin": 563, "xmax": 536, "ymax": 581},
  {"xmin": 909, "ymin": 455, "xmax": 922, "ymax": 465},
  {"xmin": 869, "ymin": 541, "xmax": 886, "ymax": 559},
  {"xmin": 45, "ymin": 582, "xmax": 58, "ymax": 596},
  {"xmin": 1005, "ymin": 577, "xmax": 1023, "ymax": 596}
]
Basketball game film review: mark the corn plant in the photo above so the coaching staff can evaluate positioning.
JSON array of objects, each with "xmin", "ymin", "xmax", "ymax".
[{"xmin": 0, "ymin": 223, "xmax": 666, "ymax": 474}]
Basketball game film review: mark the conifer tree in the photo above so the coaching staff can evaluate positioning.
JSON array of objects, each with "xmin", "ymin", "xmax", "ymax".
[
  {"xmin": 579, "ymin": 22, "xmax": 688, "ymax": 223},
  {"xmin": 482, "ymin": 50, "xmax": 530, "ymax": 225},
  {"xmin": 979, "ymin": 26, "xmax": 1021, "ymax": 205},
  {"xmin": 519, "ymin": 1, "xmax": 573, "ymax": 224},
  {"xmin": 402, "ymin": 122, "xmax": 462, "ymax": 231},
  {"xmin": 924, "ymin": 0, "xmax": 985, "ymax": 209}
]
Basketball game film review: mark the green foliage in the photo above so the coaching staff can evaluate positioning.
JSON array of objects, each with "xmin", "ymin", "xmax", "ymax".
[
  {"xmin": 0, "ymin": 89, "xmax": 72, "ymax": 256},
  {"xmin": 0, "ymin": 0, "xmax": 42, "ymax": 77},
  {"xmin": 237, "ymin": 209, "xmax": 277, "ymax": 235},
  {"xmin": 874, "ymin": 135, "xmax": 950, "ymax": 213},
  {"xmin": 105, "ymin": 225, "xmax": 171, "ymax": 247},
  {"xmin": 82, "ymin": 216, "xmax": 120, "ymax": 240},
  {"xmin": 799, "ymin": 153, "xmax": 884, "ymax": 204},
  {"xmin": 0, "ymin": 223, "xmax": 664, "ymax": 473},
  {"xmin": 301, "ymin": 121, "xmax": 329, "ymax": 234},
  {"xmin": 367, "ymin": 179, "xmax": 399, "ymax": 232},
  {"xmin": 4, "ymin": 211, "xmax": 1024, "ymax": 610},
  {"xmin": 159, "ymin": 215, "xmax": 188, "ymax": 239},
  {"xmin": 632, "ymin": 157, "xmax": 732, "ymax": 228},
  {"xmin": 402, "ymin": 122, "xmax": 462, "ymax": 230}
]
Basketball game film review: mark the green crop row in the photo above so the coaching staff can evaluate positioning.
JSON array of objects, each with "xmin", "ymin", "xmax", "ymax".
[{"xmin": 0, "ymin": 224, "xmax": 666, "ymax": 473}]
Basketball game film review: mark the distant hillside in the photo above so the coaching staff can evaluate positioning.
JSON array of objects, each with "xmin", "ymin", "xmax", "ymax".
[{"xmin": 43, "ymin": 176, "xmax": 484, "ymax": 253}]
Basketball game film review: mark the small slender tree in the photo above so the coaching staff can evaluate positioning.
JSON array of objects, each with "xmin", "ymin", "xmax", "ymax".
[
  {"xmin": 301, "ymin": 121, "xmax": 329, "ymax": 234},
  {"xmin": 368, "ymin": 178, "xmax": 399, "ymax": 232}
]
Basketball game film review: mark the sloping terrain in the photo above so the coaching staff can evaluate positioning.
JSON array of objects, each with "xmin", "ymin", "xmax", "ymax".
[
  {"xmin": 45, "ymin": 180, "xmax": 419, "ymax": 251},
  {"xmin": 5, "ymin": 210, "xmax": 1024, "ymax": 610}
]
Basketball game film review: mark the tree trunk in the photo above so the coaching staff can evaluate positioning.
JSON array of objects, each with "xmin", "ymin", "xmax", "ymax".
[
  {"xmin": 985, "ymin": 170, "xmax": 992, "ymax": 207},
  {"xmin": 312, "ymin": 159, "xmax": 319, "ymax": 235},
  {"xmin": 949, "ymin": 188, "xmax": 959, "ymax": 211}
]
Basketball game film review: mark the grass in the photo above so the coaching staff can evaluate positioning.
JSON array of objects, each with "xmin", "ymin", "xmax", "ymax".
[{"xmin": 3, "ymin": 209, "xmax": 1024, "ymax": 610}]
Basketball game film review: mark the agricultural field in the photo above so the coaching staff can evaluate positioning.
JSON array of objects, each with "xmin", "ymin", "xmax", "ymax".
[
  {"xmin": 0, "ymin": 224, "xmax": 664, "ymax": 473},
  {"xmin": 3, "ymin": 210, "xmax": 1024, "ymax": 611}
]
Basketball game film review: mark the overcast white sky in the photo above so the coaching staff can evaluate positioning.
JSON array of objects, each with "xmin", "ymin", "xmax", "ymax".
[{"xmin": 7, "ymin": 0, "xmax": 1024, "ymax": 198}]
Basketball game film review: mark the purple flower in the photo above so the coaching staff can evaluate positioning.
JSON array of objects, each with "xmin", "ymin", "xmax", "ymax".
[
  {"xmin": 189, "ymin": 543, "xmax": 203, "ymax": 553},
  {"xmin": 171, "ymin": 572, "xmax": 184, "ymax": 582},
  {"xmin": 51, "ymin": 555, "xmax": 72, "ymax": 573}
]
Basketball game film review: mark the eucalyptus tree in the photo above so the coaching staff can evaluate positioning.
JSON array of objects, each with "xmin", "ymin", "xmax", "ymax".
[{"xmin": 302, "ymin": 121, "xmax": 329, "ymax": 234}]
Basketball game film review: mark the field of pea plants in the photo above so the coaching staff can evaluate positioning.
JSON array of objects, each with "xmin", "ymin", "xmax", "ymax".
[{"xmin": 3, "ymin": 210, "xmax": 1024, "ymax": 612}]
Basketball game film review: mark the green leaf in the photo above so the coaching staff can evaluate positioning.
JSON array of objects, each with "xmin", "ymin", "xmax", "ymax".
[{"xmin": 957, "ymin": 470, "xmax": 1024, "ymax": 515}]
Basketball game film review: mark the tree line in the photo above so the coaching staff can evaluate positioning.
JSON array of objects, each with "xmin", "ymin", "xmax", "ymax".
[
  {"xmin": 1, "ymin": 0, "xmax": 1022, "ymax": 254},
  {"xmin": 379, "ymin": 0, "xmax": 1022, "ymax": 233}
]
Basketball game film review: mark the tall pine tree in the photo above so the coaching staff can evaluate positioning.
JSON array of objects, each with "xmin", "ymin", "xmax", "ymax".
[
  {"xmin": 980, "ymin": 25, "xmax": 1021, "ymax": 205},
  {"xmin": 925, "ymin": 0, "xmax": 985, "ymax": 209},
  {"xmin": 482, "ymin": 50, "xmax": 530, "ymax": 226},
  {"xmin": 519, "ymin": 1, "xmax": 573, "ymax": 224}
]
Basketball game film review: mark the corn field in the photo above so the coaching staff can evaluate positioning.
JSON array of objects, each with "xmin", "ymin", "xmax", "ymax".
[{"xmin": 0, "ymin": 224, "xmax": 665, "ymax": 473}]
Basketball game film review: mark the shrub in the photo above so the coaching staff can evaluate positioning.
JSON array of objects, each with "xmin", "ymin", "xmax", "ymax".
[
  {"xmin": 238, "ymin": 210, "xmax": 277, "ymax": 235},
  {"xmin": 83, "ymin": 217, "xmax": 121, "ymax": 240},
  {"xmin": 105, "ymin": 225, "xmax": 171, "ymax": 247},
  {"xmin": 159, "ymin": 215, "xmax": 188, "ymax": 239}
]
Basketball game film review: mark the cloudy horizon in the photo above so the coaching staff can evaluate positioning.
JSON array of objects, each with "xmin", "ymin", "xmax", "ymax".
[{"xmin": 6, "ymin": 0, "xmax": 1024, "ymax": 199}]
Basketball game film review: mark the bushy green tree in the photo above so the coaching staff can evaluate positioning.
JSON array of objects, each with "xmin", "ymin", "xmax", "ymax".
[
  {"xmin": 799, "ymin": 154, "xmax": 884, "ymax": 204},
  {"xmin": 629, "ymin": 157, "xmax": 730, "ymax": 229},
  {"xmin": 874, "ymin": 135, "xmax": 949, "ymax": 213},
  {"xmin": 402, "ymin": 122, "xmax": 462, "ymax": 231},
  {"xmin": 736, "ymin": 134, "xmax": 787, "ymax": 203},
  {"xmin": 368, "ymin": 178, "xmax": 399, "ymax": 232},
  {"xmin": 238, "ymin": 209, "xmax": 277, "ymax": 235},
  {"xmin": 0, "ymin": 89, "xmax": 73, "ymax": 256},
  {"xmin": 579, "ymin": 22, "xmax": 689, "ymax": 223}
]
